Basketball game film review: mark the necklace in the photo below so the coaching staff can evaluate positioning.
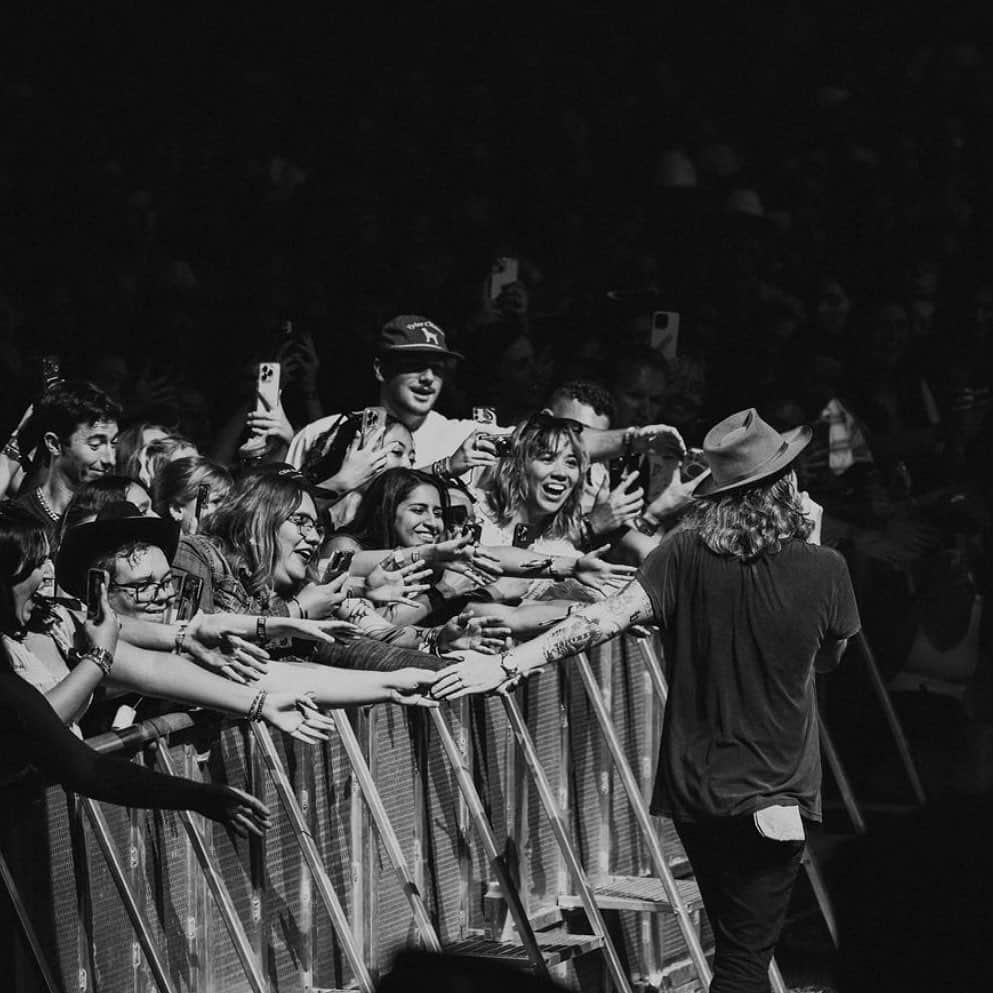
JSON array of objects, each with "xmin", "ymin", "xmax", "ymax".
[{"xmin": 35, "ymin": 488, "xmax": 60, "ymax": 523}]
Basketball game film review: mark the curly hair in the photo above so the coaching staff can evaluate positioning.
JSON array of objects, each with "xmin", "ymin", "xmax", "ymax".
[
  {"xmin": 685, "ymin": 471, "xmax": 813, "ymax": 561},
  {"xmin": 479, "ymin": 415, "xmax": 588, "ymax": 541}
]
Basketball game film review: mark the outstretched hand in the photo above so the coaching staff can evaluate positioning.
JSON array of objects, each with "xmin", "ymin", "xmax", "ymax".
[
  {"xmin": 574, "ymin": 545, "xmax": 638, "ymax": 595},
  {"xmin": 430, "ymin": 651, "xmax": 507, "ymax": 701},
  {"xmin": 214, "ymin": 786, "xmax": 272, "ymax": 838}
]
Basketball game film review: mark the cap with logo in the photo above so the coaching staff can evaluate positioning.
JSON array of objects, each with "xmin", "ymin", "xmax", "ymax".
[{"xmin": 377, "ymin": 315, "xmax": 464, "ymax": 360}]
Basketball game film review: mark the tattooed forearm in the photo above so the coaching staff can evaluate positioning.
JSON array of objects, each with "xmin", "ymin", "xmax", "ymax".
[
  {"xmin": 510, "ymin": 580, "xmax": 655, "ymax": 675},
  {"xmin": 541, "ymin": 612, "xmax": 620, "ymax": 663}
]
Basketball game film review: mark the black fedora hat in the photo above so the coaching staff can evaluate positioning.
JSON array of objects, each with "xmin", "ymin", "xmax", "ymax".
[
  {"xmin": 56, "ymin": 502, "xmax": 181, "ymax": 599},
  {"xmin": 695, "ymin": 409, "xmax": 812, "ymax": 497}
]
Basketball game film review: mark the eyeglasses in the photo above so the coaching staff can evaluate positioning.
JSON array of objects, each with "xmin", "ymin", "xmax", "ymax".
[
  {"xmin": 287, "ymin": 512, "xmax": 326, "ymax": 538},
  {"xmin": 109, "ymin": 574, "xmax": 177, "ymax": 603},
  {"xmin": 527, "ymin": 411, "xmax": 585, "ymax": 434}
]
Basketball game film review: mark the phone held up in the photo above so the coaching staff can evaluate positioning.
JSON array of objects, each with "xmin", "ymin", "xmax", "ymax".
[
  {"xmin": 649, "ymin": 311, "xmax": 680, "ymax": 361},
  {"xmin": 256, "ymin": 362, "xmax": 281, "ymax": 414},
  {"xmin": 322, "ymin": 549, "xmax": 355, "ymax": 584},
  {"xmin": 173, "ymin": 574, "xmax": 204, "ymax": 623},
  {"xmin": 360, "ymin": 406, "xmax": 387, "ymax": 449},
  {"xmin": 86, "ymin": 568, "xmax": 109, "ymax": 624},
  {"xmin": 473, "ymin": 406, "xmax": 512, "ymax": 457}
]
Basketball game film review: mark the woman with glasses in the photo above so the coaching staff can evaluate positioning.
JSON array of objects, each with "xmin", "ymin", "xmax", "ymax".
[
  {"xmin": 173, "ymin": 467, "xmax": 492, "ymax": 670},
  {"xmin": 0, "ymin": 505, "xmax": 343, "ymax": 741}
]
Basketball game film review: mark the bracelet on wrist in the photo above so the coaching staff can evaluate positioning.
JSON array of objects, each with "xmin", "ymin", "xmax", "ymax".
[
  {"xmin": 81, "ymin": 647, "xmax": 115, "ymax": 678},
  {"xmin": 247, "ymin": 688, "xmax": 268, "ymax": 721},
  {"xmin": 431, "ymin": 456, "xmax": 454, "ymax": 481},
  {"xmin": 2, "ymin": 437, "xmax": 22, "ymax": 464},
  {"xmin": 499, "ymin": 651, "xmax": 523, "ymax": 688},
  {"xmin": 631, "ymin": 515, "xmax": 660, "ymax": 536},
  {"xmin": 256, "ymin": 615, "xmax": 268, "ymax": 643},
  {"xmin": 173, "ymin": 621, "xmax": 190, "ymax": 655},
  {"xmin": 290, "ymin": 596, "xmax": 307, "ymax": 620}
]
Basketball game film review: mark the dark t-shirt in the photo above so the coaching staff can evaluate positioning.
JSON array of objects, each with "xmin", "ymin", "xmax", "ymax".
[{"xmin": 635, "ymin": 530, "xmax": 860, "ymax": 823}]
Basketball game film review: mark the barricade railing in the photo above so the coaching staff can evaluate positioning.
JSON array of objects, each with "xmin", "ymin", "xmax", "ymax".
[{"xmin": 0, "ymin": 627, "xmax": 919, "ymax": 992}]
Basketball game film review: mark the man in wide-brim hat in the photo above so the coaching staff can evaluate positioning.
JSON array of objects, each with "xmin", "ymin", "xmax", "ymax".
[{"xmin": 433, "ymin": 407, "xmax": 861, "ymax": 993}]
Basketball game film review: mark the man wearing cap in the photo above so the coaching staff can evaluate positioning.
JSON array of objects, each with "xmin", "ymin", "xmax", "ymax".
[
  {"xmin": 287, "ymin": 314, "xmax": 688, "ymax": 484},
  {"xmin": 433, "ymin": 408, "xmax": 859, "ymax": 993}
]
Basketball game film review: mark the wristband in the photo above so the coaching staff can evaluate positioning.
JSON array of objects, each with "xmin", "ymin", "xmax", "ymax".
[
  {"xmin": 256, "ymin": 615, "xmax": 268, "ymax": 643},
  {"xmin": 631, "ymin": 515, "xmax": 660, "ymax": 536},
  {"xmin": 431, "ymin": 456, "xmax": 454, "ymax": 481},
  {"xmin": 2, "ymin": 437, "xmax": 22, "ymax": 464},
  {"xmin": 174, "ymin": 621, "xmax": 190, "ymax": 655},
  {"xmin": 81, "ymin": 647, "xmax": 115, "ymax": 677},
  {"xmin": 247, "ymin": 689, "xmax": 268, "ymax": 721},
  {"xmin": 499, "ymin": 652, "xmax": 523, "ymax": 688},
  {"xmin": 290, "ymin": 596, "xmax": 307, "ymax": 620}
]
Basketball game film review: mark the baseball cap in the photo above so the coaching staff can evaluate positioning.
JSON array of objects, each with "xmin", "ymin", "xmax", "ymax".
[{"xmin": 377, "ymin": 315, "xmax": 464, "ymax": 360}]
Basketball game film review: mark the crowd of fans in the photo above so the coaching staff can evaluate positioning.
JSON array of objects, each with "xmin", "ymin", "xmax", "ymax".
[{"xmin": 0, "ymin": 11, "xmax": 991, "ymax": 988}]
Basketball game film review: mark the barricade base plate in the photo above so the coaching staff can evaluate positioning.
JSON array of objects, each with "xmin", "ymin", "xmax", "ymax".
[
  {"xmin": 558, "ymin": 874, "xmax": 704, "ymax": 913},
  {"xmin": 445, "ymin": 930, "xmax": 604, "ymax": 967}
]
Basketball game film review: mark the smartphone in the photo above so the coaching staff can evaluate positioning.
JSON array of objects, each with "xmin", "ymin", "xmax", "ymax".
[
  {"xmin": 256, "ymin": 362, "xmax": 281, "ymax": 414},
  {"xmin": 609, "ymin": 448, "xmax": 643, "ymax": 490},
  {"xmin": 322, "ymin": 549, "xmax": 355, "ymax": 583},
  {"xmin": 86, "ymin": 568, "xmax": 109, "ymax": 623},
  {"xmin": 174, "ymin": 574, "xmax": 204, "ymax": 622},
  {"xmin": 446, "ymin": 505, "xmax": 471, "ymax": 531},
  {"xmin": 461, "ymin": 521, "xmax": 483, "ymax": 544},
  {"xmin": 360, "ymin": 406, "xmax": 387, "ymax": 449},
  {"xmin": 650, "ymin": 311, "xmax": 680, "ymax": 360},
  {"xmin": 487, "ymin": 257, "xmax": 519, "ymax": 301},
  {"xmin": 194, "ymin": 484, "xmax": 210, "ymax": 523},
  {"xmin": 41, "ymin": 355, "xmax": 62, "ymax": 392},
  {"xmin": 512, "ymin": 523, "xmax": 530, "ymax": 548},
  {"xmin": 491, "ymin": 434, "xmax": 514, "ymax": 457}
]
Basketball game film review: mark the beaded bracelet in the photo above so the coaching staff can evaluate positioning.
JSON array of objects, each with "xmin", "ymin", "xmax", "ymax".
[
  {"xmin": 81, "ymin": 647, "xmax": 115, "ymax": 678},
  {"xmin": 430, "ymin": 456, "xmax": 454, "ymax": 480},
  {"xmin": 2, "ymin": 437, "xmax": 22, "ymax": 464},
  {"xmin": 256, "ymin": 615, "xmax": 268, "ymax": 643},
  {"xmin": 247, "ymin": 689, "xmax": 268, "ymax": 721}
]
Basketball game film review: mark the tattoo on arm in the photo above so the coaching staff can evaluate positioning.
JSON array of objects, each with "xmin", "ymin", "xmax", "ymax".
[{"xmin": 537, "ymin": 581, "xmax": 655, "ymax": 665}]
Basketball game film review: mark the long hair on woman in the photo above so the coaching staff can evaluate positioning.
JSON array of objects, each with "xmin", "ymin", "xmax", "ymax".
[
  {"xmin": 337, "ymin": 468, "xmax": 447, "ymax": 549},
  {"xmin": 480, "ymin": 415, "xmax": 588, "ymax": 541},
  {"xmin": 0, "ymin": 507, "xmax": 51, "ymax": 635},
  {"xmin": 202, "ymin": 469, "xmax": 312, "ymax": 594},
  {"xmin": 685, "ymin": 470, "xmax": 813, "ymax": 562}
]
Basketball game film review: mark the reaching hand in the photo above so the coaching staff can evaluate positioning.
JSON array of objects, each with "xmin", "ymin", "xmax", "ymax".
[
  {"xmin": 212, "ymin": 786, "xmax": 272, "ymax": 838},
  {"xmin": 574, "ymin": 545, "xmax": 638, "ymax": 595},
  {"xmin": 437, "ymin": 612, "xmax": 512, "ymax": 655},
  {"xmin": 278, "ymin": 333, "xmax": 321, "ymax": 393},
  {"xmin": 245, "ymin": 403, "xmax": 294, "ymax": 449},
  {"xmin": 261, "ymin": 690, "xmax": 335, "ymax": 743},
  {"xmin": 182, "ymin": 611, "xmax": 270, "ymax": 684},
  {"xmin": 365, "ymin": 559, "xmax": 433, "ymax": 607},
  {"xmin": 387, "ymin": 668, "xmax": 442, "ymax": 708},
  {"xmin": 644, "ymin": 465, "xmax": 709, "ymax": 521},
  {"xmin": 431, "ymin": 534, "xmax": 503, "ymax": 576},
  {"xmin": 268, "ymin": 617, "xmax": 359, "ymax": 644},
  {"xmin": 431, "ymin": 652, "xmax": 506, "ymax": 700},
  {"xmin": 588, "ymin": 470, "xmax": 645, "ymax": 534},
  {"xmin": 295, "ymin": 573, "xmax": 351, "ymax": 620},
  {"xmin": 447, "ymin": 429, "xmax": 500, "ymax": 477}
]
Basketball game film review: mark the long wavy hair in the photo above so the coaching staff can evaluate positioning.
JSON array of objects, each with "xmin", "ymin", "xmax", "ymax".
[
  {"xmin": 151, "ymin": 456, "xmax": 233, "ymax": 524},
  {"xmin": 338, "ymin": 468, "xmax": 447, "ymax": 549},
  {"xmin": 685, "ymin": 470, "xmax": 813, "ymax": 561},
  {"xmin": 202, "ymin": 469, "xmax": 314, "ymax": 595},
  {"xmin": 0, "ymin": 507, "xmax": 51, "ymax": 636},
  {"xmin": 479, "ymin": 415, "xmax": 588, "ymax": 541}
]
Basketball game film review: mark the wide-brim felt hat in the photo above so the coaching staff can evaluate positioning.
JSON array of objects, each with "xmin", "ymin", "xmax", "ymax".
[
  {"xmin": 56, "ymin": 502, "xmax": 181, "ymax": 599},
  {"xmin": 695, "ymin": 408, "xmax": 812, "ymax": 497}
]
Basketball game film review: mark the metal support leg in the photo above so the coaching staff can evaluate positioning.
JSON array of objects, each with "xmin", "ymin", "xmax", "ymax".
[
  {"xmin": 575, "ymin": 652, "xmax": 712, "ymax": 989},
  {"xmin": 500, "ymin": 691, "xmax": 634, "ymax": 993},
  {"xmin": 155, "ymin": 746, "xmax": 269, "ymax": 993},
  {"xmin": 330, "ymin": 709, "xmax": 443, "ymax": 953},
  {"xmin": 801, "ymin": 848, "xmax": 839, "ymax": 948},
  {"xmin": 818, "ymin": 713, "xmax": 867, "ymax": 835},
  {"xmin": 856, "ymin": 633, "xmax": 928, "ymax": 806},
  {"xmin": 428, "ymin": 708, "xmax": 552, "ymax": 980},
  {"xmin": 79, "ymin": 798, "xmax": 180, "ymax": 993},
  {"xmin": 0, "ymin": 846, "xmax": 65, "ymax": 993},
  {"xmin": 251, "ymin": 724, "xmax": 375, "ymax": 993}
]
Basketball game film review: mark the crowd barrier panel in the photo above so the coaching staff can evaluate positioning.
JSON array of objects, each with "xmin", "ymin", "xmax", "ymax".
[{"xmin": 2, "ymin": 627, "xmax": 915, "ymax": 992}]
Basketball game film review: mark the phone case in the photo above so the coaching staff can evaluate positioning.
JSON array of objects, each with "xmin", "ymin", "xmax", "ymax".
[
  {"xmin": 360, "ymin": 406, "xmax": 387, "ymax": 449},
  {"xmin": 487, "ymin": 257, "xmax": 519, "ymax": 300},
  {"xmin": 256, "ymin": 362, "xmax": 281, "ymax": 414}
]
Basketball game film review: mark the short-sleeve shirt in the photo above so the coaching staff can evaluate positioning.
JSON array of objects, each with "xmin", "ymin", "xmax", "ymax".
[{"xmin": 635, "ymin": 530, "xmax": 859, "ymax": 823}]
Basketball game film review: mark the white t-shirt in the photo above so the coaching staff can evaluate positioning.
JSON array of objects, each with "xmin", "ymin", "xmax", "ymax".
[{"xmin": 287, "ymin": 409, "xmax": 480, "ymax": 472}]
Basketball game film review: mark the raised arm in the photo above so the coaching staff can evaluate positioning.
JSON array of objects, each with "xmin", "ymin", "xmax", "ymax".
[{"xmin": 430, "ymin": 579, "xmax": 655, "ymax": 699}]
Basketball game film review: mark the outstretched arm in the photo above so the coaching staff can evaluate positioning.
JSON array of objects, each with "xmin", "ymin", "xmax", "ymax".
[{"xmin": 431, "ymin": 579, "xmax": 655, "ymax": 699}]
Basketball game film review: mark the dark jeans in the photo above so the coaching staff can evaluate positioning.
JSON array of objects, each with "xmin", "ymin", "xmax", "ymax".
[{"xmin": 676, "ymin": 816, "xmax": 804, "ymax": 993}]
